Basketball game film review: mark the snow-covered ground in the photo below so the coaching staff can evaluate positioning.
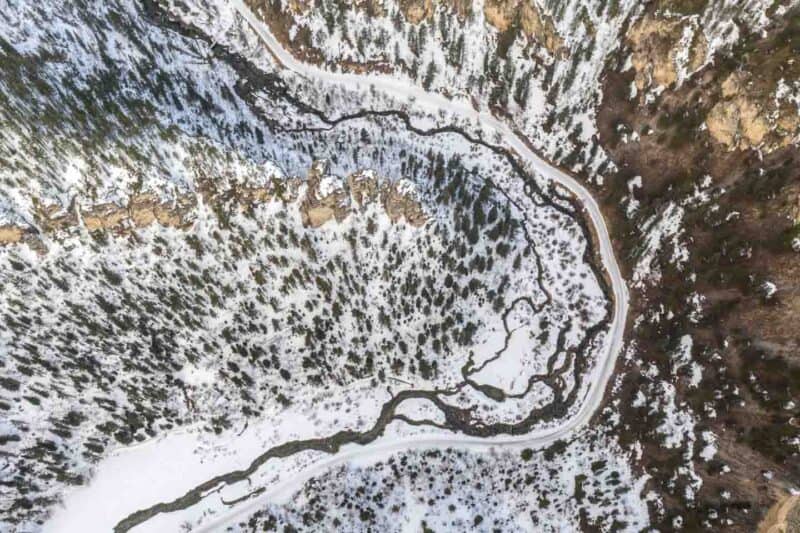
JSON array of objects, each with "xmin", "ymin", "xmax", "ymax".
[
  {"xmin": 0, "ymin": 0, "xmax": 633, "ymax": 531},
  {"xmin": 30, "ymin": 3, "xmax": 631, "ymax": 531}
]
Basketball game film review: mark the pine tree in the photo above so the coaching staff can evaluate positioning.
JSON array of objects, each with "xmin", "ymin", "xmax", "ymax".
[
  {"xmin": 448, "ymin": 34, "xmax": 464, "ymax": 69},
  {"xmin": 410, "ymin": 57, "xmax": 420, "ymax": 80},
  {"xmin": 438, "ymin": 13, "xmax": 449, "ymax": 41},
  {"xmin": 513, "ymin": 69, "xmax": 533, "ymax": 108},
  {"xmin": 422, "ymin": 61, "xmax": 437, "ymax": 90}
]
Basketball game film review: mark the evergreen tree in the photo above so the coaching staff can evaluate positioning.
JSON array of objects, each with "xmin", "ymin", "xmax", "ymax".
[
  {"xmin": 448, "ymin": 34, "xmax": 465, "ymax": 69},
  {"xmin": 422, "ymin": 61, "xmax": 437, "ymax": 90},
  {"xmin": 513, "ymin": 69, "xmax": 533, "ymax": 108}
]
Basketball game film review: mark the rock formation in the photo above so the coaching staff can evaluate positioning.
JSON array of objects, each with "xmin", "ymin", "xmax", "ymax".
[
  {"xmin": 483, "ymin": 0, "xmax": 564, "ymax": 56},
  {"xmin": 626, "ymin": 14, "xmax": 707, "ymax": 91},
  {"xmin": 2, "ymin": 161, "xmax": 427, "ymax": 251},
  {"xmin": 707, "ymin": 71, "xmax": 800, "ymax": 152}
]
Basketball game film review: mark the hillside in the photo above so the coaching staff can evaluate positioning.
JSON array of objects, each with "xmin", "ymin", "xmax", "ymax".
[{"xmin": 1, "ymin": 0, "xmax": 798, "ymax": 531}]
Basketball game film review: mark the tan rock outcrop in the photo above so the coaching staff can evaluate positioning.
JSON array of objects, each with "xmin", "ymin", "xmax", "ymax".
[
  {"xmin": 32, "ymin": 198, "xmax": 77, "ymax": 234},
  {"xmin": 382, "ymin": 179, "xmax": 426, "ymax": 227},
  {"xmin": 3, "ymin": 162, "xmax": 427, "ymax": 251},
  {"xmin": 483, "ymin": 0, "xmax": 516, "ymax": 32},
  {"xmin": 300, "ymin": 160, "xmax": 351, "ymax": 228},
  {"xmin": 627, "ymin": 15, "xmax": 707, "ymax": 91},
  {"xmin": 82, "ymin": 194, "xmax": 196, "ymax": 232},
  {"xmin": 483, "ymin": 0, "xmax": 564, "ymax": 56},
  {"xmin": 0, "ymin": 224, "xmax": 44, "ymax": 252},
  {"xmin": 348, "ymin": 169, "xmax": 381, "ymax": 208},
  {"xmin": 0, "ymin": 225, "xmax": 26, "ymax": 245},
  {"xmin": 706, "ymin": 71, "xmax": 799, "ymax": 152},
  {"xmin": 30, "ymin": 191, "xmax": 197, "ymax": 241},
  {"xmin": 300, "ymin": 160, "xmax": 427, "ymax": 228},
  {"xmin": 706, "ymin": 97, "xmax": 768, "ymax": 150},
  {"xmin": 286, "ymin": 0, "xmax": 311, "ymax": 15},
  {"xmin": 519, "ymin": 2, "xmax": 563, "ymax": 56},
  {"xmin": 399, "ymin": 0, "xmax": 434, "ymax": 24},
  {"xmin": 128, "ymin": 194, "xmax": 161, "ymax": 227},
  {"xmin": 81, "ymin": 202, "xmax": 129, "ymax": 232},
  {"xmin": 152, "ymin": 195, "xmax": 197, "ymax": 228}
]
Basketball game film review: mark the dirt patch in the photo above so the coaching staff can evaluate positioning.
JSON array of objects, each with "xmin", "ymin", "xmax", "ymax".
[
  {"xmin": 707, "ymin": 70, "xmax": 800, "ymax": 153},
  {"xmin": 759, "ymin": 495, "xmax": 800, "ymax": 533}
]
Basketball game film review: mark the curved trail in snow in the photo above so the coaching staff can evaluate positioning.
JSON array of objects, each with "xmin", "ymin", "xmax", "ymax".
[{"xmin": 108, "ymin": 1, "xmax": 630, "ymax": 530}]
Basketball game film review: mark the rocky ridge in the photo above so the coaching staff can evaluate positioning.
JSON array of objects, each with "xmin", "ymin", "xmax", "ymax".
[{"xmin": 0, "ymin": 161, "xmax": 426, "ymax": 250}]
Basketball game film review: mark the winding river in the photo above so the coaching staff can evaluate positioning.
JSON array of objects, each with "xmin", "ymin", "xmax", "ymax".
[{"xmin": 45, "ymin": 1, "xmax": 630, "ymax": 531}]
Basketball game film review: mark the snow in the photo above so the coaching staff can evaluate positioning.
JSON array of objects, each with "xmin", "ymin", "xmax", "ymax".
[
  {"xmin": 671, "ymin": 334, "xmax": 703, "ymax": 388},
  {"xmin": 624, "ymin": 175, "xmax": 642, "ymax": 218},
  {"xmin": 316, "ymin": 173, "xmax": 346, "ymax": 199},
  {"xmin": 221, "ymin": 430, "xmax": 651, "ymax": 533},
  {"xmin": 632, "ymin": 202, "xmax": 687, "ymax": 289},
  {"xmin": 652, "ymin": 382, "xmax": 696, "ymax": 450},
  {"xmin": 761, "ymin": 281, "xmax": 778, "ymax": 299},
  {"xmin": 0, "ymin": 0, "xmax": 646, "ymax": 529},
  {"xmin": 393, "ymin": 399, "xmax": 446, "ymax": 426},
  {"xmin": 699, "ymin": 431, "xmax": 718, "ymax": 461},
  {"xmin": 45, "ymin": 380, "xmax": 395, "ymax": 533},
  {"xmin": 394, "ymin": 178, "xmax": 418, "ymax": 199}
]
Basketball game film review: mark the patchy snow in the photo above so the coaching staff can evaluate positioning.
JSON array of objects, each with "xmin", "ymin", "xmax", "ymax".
[
  {"xmin": 652, "ymin": 382, "xmax": 696, "ymax": 450},
  {"xmin": 316, "ymin": 173, "xmax": 346, "ymax": 199},
  {"xmin": 699, "ymin": 431, "xmax": 718, "ymax": 461},
  {"xmin": 624, "ymin": 175, "xmax": 643, "ymax": 218},
  {"xmin": 761, "ymin": 281, "xmax": 778, "ymax": 299},
  {"xmin": 632, "ymin": 202, "xmax": 687, "ymax": 288},
  {"xmin": 671, "ymin": 334, "xmax": 703, "ymax": 388}
]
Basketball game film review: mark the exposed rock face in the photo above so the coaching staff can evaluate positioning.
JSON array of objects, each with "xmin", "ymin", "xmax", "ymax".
[
  {"xmin": 706, "ymin": 71, "xmax": 800, "ymax": 152},
  {"xmin": 706, "ymin": 98, "xmax": 768, "ymax": 151},
  {"xmin": 300, "ymin": 160, "xmax": 351, "ymax": 228},
  {"xmin": 82, "ymin": 194, "xmax": 195, "ymax": 233},
  {"xmin": 286, "ymin": 0, "xmax": 311, "ymax": 15},
  {"xmin": 2, "ymin": 161, "xmax": 427, "ymax": 251},
  {"xmin": 0, "ymin": 225, "xmax": 26, "ymax": 246},
  {"xmin": 483, "ymin": 0, "xmax": 564, "ymax": 55},
  {"xmin": 482, "ymin": 0, "xmax": 518, "ymax": 32},
  {"xmin": 35, "ymin": 200, "xmax": 78, "ymax": 233},
  {"xmin": 301, "ymin": 160, "xmax": 427, "ymax": 228},
  {"xmin": 394, "ymin": 0, "xmax": 562, "ymax": 54},
  {"xmin": 399, "ymin": 0, "xmax": 433, "ymax": 24},
  {"xmin": 27, "ymin": 193, "xmax": 196, "ymax": 250},
  {"xmin": 136, "ymin": 194, "xmax": 196, "ymax": 228},
  {"xmin": 81, "ymin": 202, "xmax": 132, "ymax": 232},
  {"xmin": 518, "ymin": 1, "xmax": 563, "ymax": 55},
  {"xmin": 348, "ymin": 169, "xmax": 381, "ymax": 208},
  {"xmin": 626, "ymin": 15, "xmax": 707, "ymax": 91},
  {"xmin": 382, "ymin": 179, "xmax": 426, "ymax": 226}
]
